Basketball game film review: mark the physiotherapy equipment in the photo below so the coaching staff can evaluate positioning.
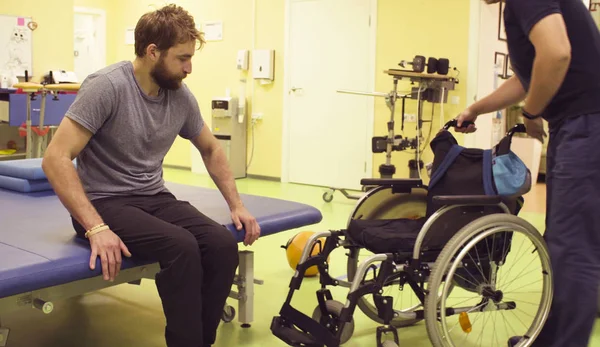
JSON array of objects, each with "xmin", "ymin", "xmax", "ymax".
[
  {"xmin": 0, "ymin": 159, "xmax": 322, "ymax": 345},
  {"xmin": 272, "ymin": 121, "xmax": 552, "ymax": 347},
  {"xmin": 324, "ymin": 64, "xmax": 458, "ymax": 203},
  {"xmin": 7, "ymin": 82, "xmax": 79, "ymax": 160},
  {"xmin": 211, "ymin": 96, "xmax": 247, "ymax": 179},
  {"xmin": 398, "ymin": 55, "xmax": 451, "ymax": 76}
]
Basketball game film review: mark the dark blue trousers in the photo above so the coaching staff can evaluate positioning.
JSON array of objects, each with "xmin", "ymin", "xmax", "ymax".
[{"xmin": 533, "ymin": 113, "xmax": 600, "ymax": 347}]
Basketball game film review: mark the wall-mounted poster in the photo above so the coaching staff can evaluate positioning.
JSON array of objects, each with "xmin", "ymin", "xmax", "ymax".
[
  {"xmin": 495, "ymin": 52, "xmax": 506, "ymax": 77},
  {"xmin": 498, "ymin": 2, "xmax": 507, "ymax": 41},
  {"xmin": 506, "ymin": 58, "xmax": 514, "ymax": 78}
]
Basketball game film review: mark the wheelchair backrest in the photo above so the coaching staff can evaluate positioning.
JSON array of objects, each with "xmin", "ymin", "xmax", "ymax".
[{"xmin": 421, "ymin": 129, "xmax": 524, "ymax": 250}]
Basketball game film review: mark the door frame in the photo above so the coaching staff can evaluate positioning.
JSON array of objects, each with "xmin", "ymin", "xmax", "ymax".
[
  {"xmin": 73, "ymin": 6, "xmax": 107, "ymax": 79},
  {"xmin": 464, "ymin": 0, "xmax": 482, "ymax": 148},
  {"xmin": 281, "ymin": 0, "xmax": 378, "ymax": 184}
]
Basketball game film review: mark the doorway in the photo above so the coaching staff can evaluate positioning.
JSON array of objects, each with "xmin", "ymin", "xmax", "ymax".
[
  {"xmin": 282, "ymin": 0, "xmax": 377, "ymax": 191},
  {"xmin": 73, "ymin": 7, "xmax": 106, "ymax": 83}
]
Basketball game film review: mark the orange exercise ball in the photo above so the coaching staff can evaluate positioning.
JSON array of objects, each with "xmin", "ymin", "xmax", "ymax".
[{"xmin": 283, "ymin": 231, "xmax": 329, "ymax": 277}]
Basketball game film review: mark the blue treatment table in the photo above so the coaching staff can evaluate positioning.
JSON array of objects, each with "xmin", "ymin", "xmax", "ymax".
[{"xmin": 0, "ymin": 181, "xmax": 322, "ymax": 344}]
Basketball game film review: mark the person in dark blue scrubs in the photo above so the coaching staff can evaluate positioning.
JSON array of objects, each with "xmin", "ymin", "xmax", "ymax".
[{"xmin": 457, "ymin": 0, "xmax": 600, "ymax": 346}]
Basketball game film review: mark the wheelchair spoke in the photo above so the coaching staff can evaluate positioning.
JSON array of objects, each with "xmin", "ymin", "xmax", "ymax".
[
  {"xmin": 475, "ymin": 311, "xmax": 489, "ymax": 346},
  {"xmin": 496, "ymin": 236, "xmax": 533, "ymax": 289},
  {"xmin": 500, "ymin": 263, "xmax": 541, "ymax": 292},
  {"xmin": 499, "ymin": 310, "xmax": 516, "ymax": 344},
  {"xmin": 453, "ymin": 272, "xmax": 481, "ymax": 290},
  {"xmin": 501, "ymin": 296, "xmax": 541, "ymax": 307},
  {"xmin": 466, "ymin": 249, "xmax": 489, "ymax": 285},
  {"xmin": 492, "ymin": 310, "xmax": 501, "ymax": 347},
  {"xmin": 507, "ymin": 306, "xmax": 531, "ymax": 331}
]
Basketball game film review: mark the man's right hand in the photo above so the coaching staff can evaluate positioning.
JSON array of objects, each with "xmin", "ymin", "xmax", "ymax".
[
  {"xmin": 89, "ymin": 229, "xmax": 132, "ymax": 281},
  {"xmin": 455, "ymin": 108, "xmax": 478, "ymax": 133}
]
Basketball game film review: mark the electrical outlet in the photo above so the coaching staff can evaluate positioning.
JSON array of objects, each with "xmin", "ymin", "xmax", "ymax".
[
  {"xmin": 252, "ymin": 113, "xmax": 263, "ymax": 120},
  {"xmin": 451, "ymin": 96, "xmax": 460, "ymax": 105},
  {"xmin": 404, "ymin": 113, "xmax": 416, "ymax": 122}
]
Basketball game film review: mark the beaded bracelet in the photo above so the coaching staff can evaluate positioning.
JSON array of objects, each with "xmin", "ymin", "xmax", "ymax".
[{"xmin": 85, "ymin": 223, "xmax": 109, "ymax": 239}]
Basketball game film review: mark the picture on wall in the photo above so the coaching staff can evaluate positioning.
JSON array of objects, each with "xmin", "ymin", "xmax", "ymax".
[
  {"xmin": 0, "ymin": 15, "xmax": 33, "ymax": 78},
  {"xmin": 506, "ymin": 58, "xmax": 514, "ymax": 78},
  {"xmin": 498, "ymin": 2, "xmax": 507, "ymax": 41},
  {"xmin": 495, "ymin": 52, "xmax": 507, "ymax": 77},
  {"xmin": 494, "ymin": 52, "xmax": 514, "ymax": 80}
]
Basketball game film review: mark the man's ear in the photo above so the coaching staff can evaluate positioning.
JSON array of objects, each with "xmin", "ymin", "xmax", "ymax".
[{"xmin": 146, "ymin": 44, "xmax": 159, "ymax": 61}]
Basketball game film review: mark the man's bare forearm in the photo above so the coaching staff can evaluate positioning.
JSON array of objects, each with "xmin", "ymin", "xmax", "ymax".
[
  {"xmin": 42, "ymin": 155, "xmax": 104, "ymax": 230},
  {"xmin": 201, "ymin": 145, "xmax": 243, "ymax": 210},
  {"xmin": 523, "ymin": 53, "xmax": 570, "ymax": 115},
  {"xmin": 469, "ymin": 75, "xmax": 527, "ymax": 115}
]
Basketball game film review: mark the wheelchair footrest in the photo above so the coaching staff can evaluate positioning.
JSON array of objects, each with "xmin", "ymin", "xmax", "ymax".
[
  {"xmin": 272, "ymin": 303, "xmax": 340, "ymax": 347},
  {"xmin": 271, "ymin": 316, "xmax": 323, "ymax": 347}
]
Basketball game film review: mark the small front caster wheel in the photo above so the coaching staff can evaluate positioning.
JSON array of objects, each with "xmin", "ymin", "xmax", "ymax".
[
  {"xmin": 312, "ymin": 300, "xmax": 354, "ymax": 344},
  {"xmin": 222, "ymin": 305, "xmax": 236, "ymax": 323},
  {"xmin": 323, "ymin": 191, "xmax": 334, "ymax": 203},
  {"xmin": 381, "ymin": 340, "xmax": 399, "ymax": 347}
]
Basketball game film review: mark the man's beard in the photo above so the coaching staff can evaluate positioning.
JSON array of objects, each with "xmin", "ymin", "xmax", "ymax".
[{"xmin": 151, "ymin": 59, "xmax": 184, "ymax": 91}]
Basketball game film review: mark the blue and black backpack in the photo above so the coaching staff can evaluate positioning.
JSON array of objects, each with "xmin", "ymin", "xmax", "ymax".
[{"xmin": 426, "ymin": 122, "xmax": 530, "ymax": 217}]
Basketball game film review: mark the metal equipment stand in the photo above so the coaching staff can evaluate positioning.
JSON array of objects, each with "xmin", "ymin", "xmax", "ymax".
[
  {"xmin": 322, "ymin": 69, "xmax": 457, "ymax": 203},
  {"xmin": 13, "ymin": 82, "xmax": 81, "ymax": 159}
]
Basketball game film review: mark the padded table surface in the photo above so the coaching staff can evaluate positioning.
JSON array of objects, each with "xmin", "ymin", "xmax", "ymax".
[
  {"xmin": 0, "ymin": 182, "xmax": 322, "ymax": 298},
  {"xmin": 0, "ymin": 158, "xmax": 48, "ymax": 180}
]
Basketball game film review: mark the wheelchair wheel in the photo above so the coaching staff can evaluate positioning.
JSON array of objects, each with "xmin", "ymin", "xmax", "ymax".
[
  {"xmin": 312, "ymin": 300, "xmax": 354, "ymax": 344},
  {"xmin": 424, "ymin": 214, "xmax": 553, "ymax": 347},
  {"xmin": 347, "ymin": 186, "xmax": 429, "ymax": 327}
]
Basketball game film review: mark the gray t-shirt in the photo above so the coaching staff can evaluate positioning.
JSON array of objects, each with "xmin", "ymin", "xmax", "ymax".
[{"xmin": 65, "ymin": 61, "xmax": 204, "ymax": 200}]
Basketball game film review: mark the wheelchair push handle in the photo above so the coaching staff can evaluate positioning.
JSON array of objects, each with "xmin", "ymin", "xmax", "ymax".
[
  {"xmin": 506, "ymin": 123, "xmax": 526, "ymax": 137},
  {"xmin": 443, "ymin": 120, "xmax": 527, "ymax": 138},
  {"xmin": 443, "ymin": 119, "xmax": 474, "ymax": 130}
]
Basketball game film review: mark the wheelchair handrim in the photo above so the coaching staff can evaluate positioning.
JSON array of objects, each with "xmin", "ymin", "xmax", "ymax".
[{"xmin": 437, "ymin": 222, "xmax": 553, "ymax": 347}]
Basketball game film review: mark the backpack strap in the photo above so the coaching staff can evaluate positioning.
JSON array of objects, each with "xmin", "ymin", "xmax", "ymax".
[
  {"xmin": 482, "ymin": 149, "xmax": 496, "ymax": 195},
  {"xmin": 428, "ymin": 144, "xmax": 464, "ymax": 189}
]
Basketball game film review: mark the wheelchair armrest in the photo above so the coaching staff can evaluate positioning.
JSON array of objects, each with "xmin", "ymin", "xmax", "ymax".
[
  {"xmin": 432, "ymin": 195, "xmax": 502, "ymax": 206},
  {"xmin": 360, "ymin": 178, "xmax": 423, "ymax": 189}
]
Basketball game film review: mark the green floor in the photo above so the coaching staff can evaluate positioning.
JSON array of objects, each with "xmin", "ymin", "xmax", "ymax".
[{"xmin": 2, "ymin": 167, "xmax": 600, "ymax": 347}]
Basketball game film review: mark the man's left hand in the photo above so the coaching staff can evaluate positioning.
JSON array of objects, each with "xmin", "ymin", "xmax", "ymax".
[
  {"xmin": 231, "ymin": 206, "xmax": 261, "ymax": 246},
  {"xmin": 524, "ymin": 117, "xmax": 547, "ymax": 143}
]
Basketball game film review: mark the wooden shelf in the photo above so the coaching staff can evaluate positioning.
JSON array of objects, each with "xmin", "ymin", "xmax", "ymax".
[{"xmin": 384, "ymin": 69, "xmax": 456, "ymax": 81}]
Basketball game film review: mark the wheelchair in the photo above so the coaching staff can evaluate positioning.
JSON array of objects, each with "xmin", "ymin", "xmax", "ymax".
[{"xmin": 271, "ymin": 123, "xmax": 553, "ymax": 347}]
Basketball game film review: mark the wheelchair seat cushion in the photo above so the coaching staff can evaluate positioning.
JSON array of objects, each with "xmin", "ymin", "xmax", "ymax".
[{"xmin": 346, "ymin": 218, "xmax": 427, "ymax": 254}]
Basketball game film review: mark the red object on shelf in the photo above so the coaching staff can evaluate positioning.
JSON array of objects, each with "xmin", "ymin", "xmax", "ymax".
[{"xmin": 18, "ymin": 122, "xmax": 50, "ymax": 137}]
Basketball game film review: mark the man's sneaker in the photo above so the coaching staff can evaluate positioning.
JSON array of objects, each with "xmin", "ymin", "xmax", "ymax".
[{"xmin": 507, "ymin": 336, "xmax": 522, "ymax": 347}]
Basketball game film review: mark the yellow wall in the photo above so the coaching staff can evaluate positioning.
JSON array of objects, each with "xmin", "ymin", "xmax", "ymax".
[
  {"xmin": 0, "ymin": 0, "xmax": 113, "ymax": 81},
  {"xmin": 0, "ymin": 0, "xmax": 75, "ymax": 81},
  {"xmin": 108, "ymin": 0, "xmax": 470, "ymax": 179},
  {"xmin": 373, "ymin": 0, "xmax": 468, "ymax": 178},
  {"xmin": 0, "ymin": 0, "xmax": 470, "ymax": 180},
  {"xmin": 108, "ymin": 0, "xmax": 285, "ymax": 173}
]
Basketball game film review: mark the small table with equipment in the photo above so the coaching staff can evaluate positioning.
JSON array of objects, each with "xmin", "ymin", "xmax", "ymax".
[{"xmin": 7, "ymin": 82, "xmax": 80, "ymax": 159}]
